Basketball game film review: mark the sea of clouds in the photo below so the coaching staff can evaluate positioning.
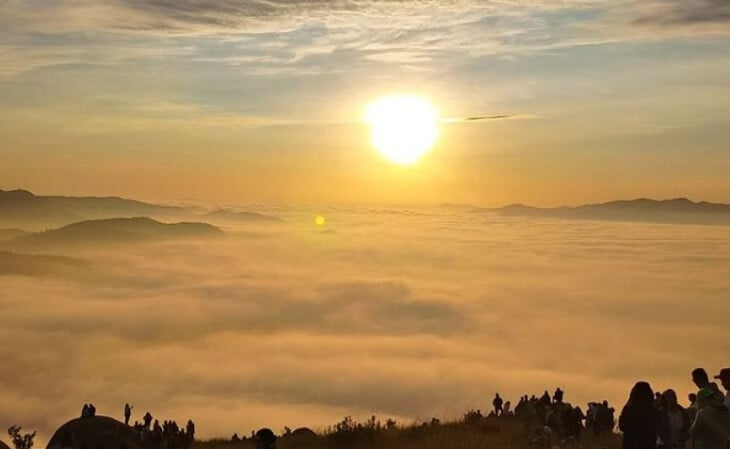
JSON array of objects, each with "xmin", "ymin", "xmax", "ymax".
[{"xmin": 1, "ymin": 207, "xmax": 729, "ymax": 444}]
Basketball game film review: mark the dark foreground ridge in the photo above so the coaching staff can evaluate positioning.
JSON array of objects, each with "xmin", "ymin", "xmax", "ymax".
[{"xmin": 4, "ymin": 370, "xmax": 729, "ymax": 449}]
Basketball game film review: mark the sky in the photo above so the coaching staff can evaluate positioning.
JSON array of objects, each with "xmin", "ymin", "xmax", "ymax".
[
  {"xmin": 1, "ymin": 2, "xmax": 730, "ymax": 443},
  {"xmin": 2, "ymin": 0, "xmax": 730, "ymax": 206}
]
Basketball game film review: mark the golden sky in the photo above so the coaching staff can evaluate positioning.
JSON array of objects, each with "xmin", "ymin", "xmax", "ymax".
[{"xmin": 1, "ymin": 0, "xmax": 729, "ymax": 205}]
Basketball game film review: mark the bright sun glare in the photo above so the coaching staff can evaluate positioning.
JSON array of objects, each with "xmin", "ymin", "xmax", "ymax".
[{"xmin": 365, "ymin": 95, "xmax": 440, "ymax": 165}]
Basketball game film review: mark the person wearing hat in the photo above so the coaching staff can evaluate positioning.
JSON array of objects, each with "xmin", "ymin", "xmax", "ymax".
[{"xmin": 714, "ymin": 368, "xmax": 730, "ymax": 411}]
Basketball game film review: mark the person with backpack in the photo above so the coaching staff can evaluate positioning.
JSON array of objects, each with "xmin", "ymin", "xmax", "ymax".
[{"xmin": 690, "ymin": 388, "xmax": 730, "ymax": 449}]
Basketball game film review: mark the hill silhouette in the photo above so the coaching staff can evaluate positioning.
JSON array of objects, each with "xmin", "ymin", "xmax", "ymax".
[
  {"xmin": 203, "ymin": 208, "xmax": 284, "ymax": 223},
  {"xmin": 477, "ymin": 198, "xmax": 730, "ymax": 225},
  {"xmin": 47, "ymin": 416, "xmax": 142, "ymax": 449},
  {"xmin": 4, "ymin": 217, "xmax": 223, "ymax": 249},
  {"xmin": 0, "ymin": 189, "xmax": 185, "ymax": 230}
]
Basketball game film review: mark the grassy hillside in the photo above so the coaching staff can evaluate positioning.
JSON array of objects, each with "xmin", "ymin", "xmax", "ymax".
[{"xmin": 196, "ymin": 415, "xmax": 622, "ymax": 449}]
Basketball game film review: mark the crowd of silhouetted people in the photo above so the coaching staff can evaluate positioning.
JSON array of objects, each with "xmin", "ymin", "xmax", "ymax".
[
  {"xmin": 619, "ymin": 368, "xmax": 730, "ymax": 449},
  {"xmin": 74, "ymin": 366, "xmax": 728, "ymax": 449},
  {"xmin": 490, "ymin": 386, "xmax": 615, "ymax": 445},
  {"xmin": 79, "ymin": 403, "xmax": 195, "ymax": 449},
  {"xmin": 491, "ymin": 367, "xmax": 730, "ymax": 449},
  {"xmin": 130, "ymin": 410, "xmax": 195, "ymax": 449}
]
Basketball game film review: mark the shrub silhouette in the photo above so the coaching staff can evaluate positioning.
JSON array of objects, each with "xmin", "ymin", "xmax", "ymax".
[{"xmin": 7, "ymin": 426, "xmax": 35, "ymax": 449}]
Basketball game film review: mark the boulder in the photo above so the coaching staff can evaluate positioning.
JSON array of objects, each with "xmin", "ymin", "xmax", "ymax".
[
  {"xmin": 290, "ymin": 428, "xmax": 316, "ymax": 439},
  {"xmin": 46, "ymin": 416, "xmax": 142, "ymax": 449}
]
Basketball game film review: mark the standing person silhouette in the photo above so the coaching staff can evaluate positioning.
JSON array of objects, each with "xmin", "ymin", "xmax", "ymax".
[
  {"xmin": 619, "ymin": 381, "xmax": 661, "ymax": 449},
  {"xmin": 124, "ymin": 403, "xmax": 133, "ymax": 426},
  {"xmin": 713, "ymin": 368, "xmax": 730, "ymax": 411},
  {"xmin": 692, "ymin": 368, "xmax": 722, "ymax": 403},
  {"xmin": 493, "ymin": 393, "xmax": 504, "ymax": 416},
  {"xmin": 657, "ymin": 390, "xmax": 690, "ymax": 449}
]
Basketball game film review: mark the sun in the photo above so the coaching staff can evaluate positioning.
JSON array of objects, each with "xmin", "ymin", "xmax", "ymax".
[{"xmin": 365, "ymin": 95, "xmax": 440, "ymax": 165}]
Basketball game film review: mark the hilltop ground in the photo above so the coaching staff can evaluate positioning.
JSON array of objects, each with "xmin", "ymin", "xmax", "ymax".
[{"xmin": 196, "ymin": 415, "xmax": 622, "ymax": 449}]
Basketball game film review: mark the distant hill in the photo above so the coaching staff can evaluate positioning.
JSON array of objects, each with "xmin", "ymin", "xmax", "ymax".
[
  {"xmin": 0, "ymin": 189, "xmax": 186, "ymax": 230},
  {"xmin": 5, "ymin": 217, "xmax": 223, "ymax": 249},
  {"xmin": 203, "ymin": 208, "xmax": 284, "ymax": 223},
  {"xmin": 476, "ymin": 198, "xmax": 730, "ymax": 225},
  {"xmin": 0, "ymin": 250, "xmax": 86, "ymax": 276}
]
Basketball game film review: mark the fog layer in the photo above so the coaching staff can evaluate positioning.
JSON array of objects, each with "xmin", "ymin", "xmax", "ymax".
[{"xmin": 1, "ymin": 208, "xmax": 728, "ymax": 443}]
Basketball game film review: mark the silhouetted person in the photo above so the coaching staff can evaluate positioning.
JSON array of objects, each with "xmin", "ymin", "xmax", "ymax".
[
  {"xmin": 688, "ymin": 393, "xmax": 699, "ymax": 430},
  {"xmin": 658, "ymin": 389, "xmax": 690, "ymax": 449},
  {"xmin": 124, "ymin": 403, "xmax": 133, "ymax": 426},
  {"xmin": 493, "ymin": 393, "xmax": 504, "ymax": 416},
  {"xmin": 690, "ymin": 388, "xmax": 730, "ymax": 449},
  {"xmin": 88, "ymin": 403, "xmax": 96, "ymax": 417},
  {"xmin": 689, "ymin": 393, "xmax": 699, "ymax": 408},
  {"xmin": 554, "ymin": 388, "xmax": 564, "ymax": 404},
  {"xmin": 504, "ymin": 401, "xmax": 512, "ymax": 416},
  {"xmin": 693, "ymin": 368, "xmax": 722, "ymax": 405},
  {"xmin": 152, "ymin": 419, "xmax": 163, "ymax": 447},
  {"xmin": 619, "ymin": 381, "xmax": 661, "ymax": 449},
  {"xmin": 595, "ymin": 400, "xmax": 615, "ymax": 438},
  {"xmin": 713, "ymin": 368, "xmax": 730, "ymax": 411},
  {"xmin": 231, "ymin": 433, "xmax": 240, "ymax": 442},
  {"xmin": 541, "ymin": 391, "xmax": 552, "ymax": 407},
  {"xmin": 255, "ymin": 428, "xmax": 276, "ymax": 449},
  {"xmin": 571, "ymin": 406, "xmax": 585, "ymax": 441},
  {"xmin": 186, "ymin": 419, "xmax": 195, "ymax": 441},
  {"xmin": 81, "ymin": 404, "xmax": 89, "ymax": 418},
  {"xmin": 143, "ymin": 411, "xmax": 153, "ymax": 430}
]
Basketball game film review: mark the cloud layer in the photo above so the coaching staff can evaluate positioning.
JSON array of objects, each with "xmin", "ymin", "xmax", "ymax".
[{"xmin": 1, "ymin": 208, "xmax": 729, "ymax": 445}]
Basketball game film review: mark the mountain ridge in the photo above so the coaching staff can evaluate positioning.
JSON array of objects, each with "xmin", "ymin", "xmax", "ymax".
[
  {"xmin": 203, "ymin": 208, "xmax": 284, "ymax": 223},
  {"xmin": 4, "ymin": 217, "xmax": 223, "ymax": 249},
  {"xmin": 0, "ymin": 189, "xmax": 186, "ymax": 230},
  {"xmin": 475, "ymin": 197, "xmax": 730, "ymax": 225}
]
